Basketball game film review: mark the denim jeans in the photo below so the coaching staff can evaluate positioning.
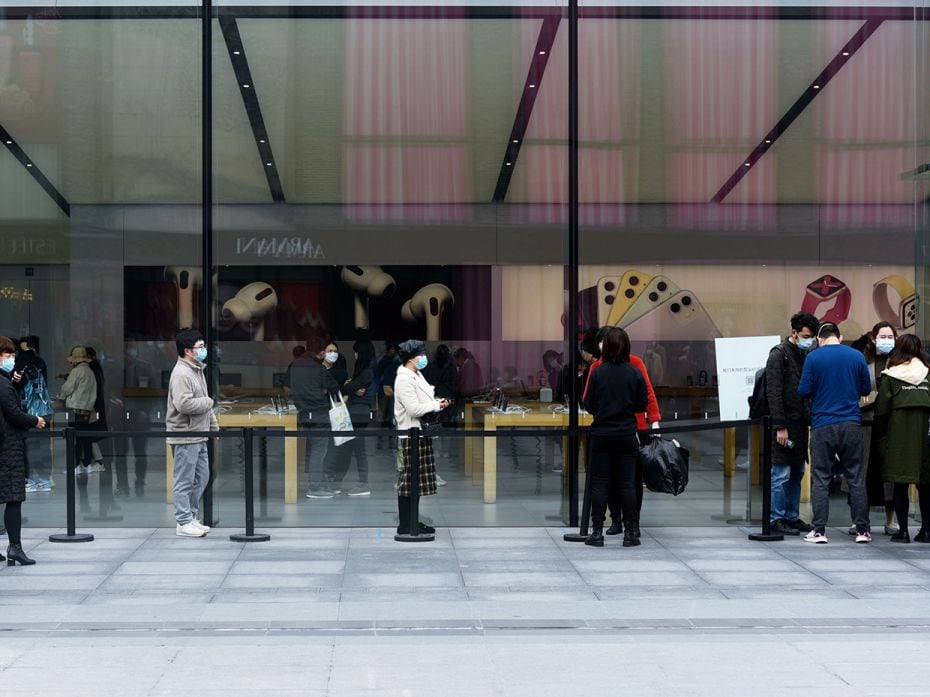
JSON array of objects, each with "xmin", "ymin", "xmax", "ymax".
[{"xmin": 770, "ymin": 461, "xmax": 805, "ymax": 523}]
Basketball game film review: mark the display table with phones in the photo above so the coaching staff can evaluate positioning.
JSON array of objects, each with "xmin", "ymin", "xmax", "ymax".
[
  {"xmin": 165, "ymin": 401, "xmax": 300, "ymax": 504},
  {"xmin": 465, "ymin": 402, "xmax": 593, "ymax": 503}
]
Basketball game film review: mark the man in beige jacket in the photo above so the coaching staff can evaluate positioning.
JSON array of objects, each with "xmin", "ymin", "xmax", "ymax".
[{"xmin": 166, "ymin": 329, "xmax": 217, "ymax": 537}]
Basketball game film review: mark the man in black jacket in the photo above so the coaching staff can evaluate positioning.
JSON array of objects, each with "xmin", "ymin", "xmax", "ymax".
[
  {"xmin": 290, "ymin": 336, "xmax": 341, "ymax": 498},
  {"xmin": 766, "ymin": 311, "xmax": 819, "ymax": 536}
]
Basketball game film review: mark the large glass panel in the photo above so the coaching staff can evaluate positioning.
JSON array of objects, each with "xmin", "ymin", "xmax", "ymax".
[
  {"xmin": 210, "ymin": 3, "xmax": 570, "ymax": 526},
  {"xmin": 578, "ymin": 7, "xmax": 925, "ymax": 527},
  {"xmin": 0, "ymin": 7, "xmax": 203, "ymax": 527}
]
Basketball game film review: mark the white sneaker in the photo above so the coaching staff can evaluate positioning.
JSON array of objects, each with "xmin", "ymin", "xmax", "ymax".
[
  {"xmin": 24, "ymin": 480, "xmax": 37, "ymax": 493},
  {"xmin": 89, "ymin": 462, "xmax": 106, "ymax": 473},
  {"xmin": 191, "ymin": 520, "xmax": 211, "ymax": 533},
  {"xmin": 436, "ymin": 475, "xmax": 447, "ymax": 487},
  {"xmin": 176, "ymin": 522, "xmax": 205, "ymax": 537},
  {"xmin": 75, "ymin": 465, "xmax": 91, "ymax": 476},
  {"xmin": 856, "ymin": 531, "xmax": 872, "ymax": 544},
  {"xmin": 804, "ymin": 530, "xmax": 828, "ymax": 544},
  {"xmin": 884, "ymin": 524, "xmax": 900, "ymax": 535}
]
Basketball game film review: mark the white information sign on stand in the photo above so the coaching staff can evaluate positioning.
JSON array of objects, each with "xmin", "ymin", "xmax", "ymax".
[{"xmin": 714, "ymin": 336, "xmax": 781, "ymax": 420}]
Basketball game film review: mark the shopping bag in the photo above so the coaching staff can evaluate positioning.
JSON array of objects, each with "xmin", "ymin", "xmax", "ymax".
[
  {"xmin": 638, "ymin": 435, "xmax": 689, "ymax": 496},
  {"xmin": 328, "ymin": 394, "xmax": 355, "ymax": 446}
]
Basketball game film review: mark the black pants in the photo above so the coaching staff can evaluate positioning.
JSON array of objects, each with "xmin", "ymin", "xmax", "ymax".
[
  {"xmin": 608, "ymin": 461, "xmax": 643, "ymax": 523},
  {"xmin": 893, "ymin": 482, "xmax": 930, "ymax": 533},
  {"xmin": 327, "ymin": 422, "xmax": 370, "ymax": 485},
  {"xmin": 589, "ymin": 434, "xmax": 639, "ymax": 530},
  {"xmin": 4, "ymin": 501, "xmax": 22, "ymax": 545}
]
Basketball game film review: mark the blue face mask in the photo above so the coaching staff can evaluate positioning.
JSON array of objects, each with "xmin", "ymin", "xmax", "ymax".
[
  {"xmin": 415, "ymin": 355, "xmax": 428, "ymax": 371},
  {"xmin": 876, "ymin": 338, "xmax": 895, "ymax": 355},
  {"xmin": 798, "ymin": 337, "xmax": 815, "ymax": 351},
  {"xmin": 194, "ymin": 347, "xmax": 208, "ymax": 363},
  {"xmin": 0, "ymin": 357, "xmax": 14, "ymax": 374}
]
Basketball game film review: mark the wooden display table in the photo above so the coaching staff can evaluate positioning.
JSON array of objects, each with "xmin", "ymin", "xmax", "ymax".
[{"xmin": 165, "ymin": 402, "xmax": 300, "ymax": 503}]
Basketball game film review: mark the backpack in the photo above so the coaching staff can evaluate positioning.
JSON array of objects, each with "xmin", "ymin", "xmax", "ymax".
[
  {"xmin": 21, "ymin": 366, "xmax": 54, "ymax": 418},
  {"xmin": 747, "ymin": 345, "xmax": 788, "ymax": 420}
]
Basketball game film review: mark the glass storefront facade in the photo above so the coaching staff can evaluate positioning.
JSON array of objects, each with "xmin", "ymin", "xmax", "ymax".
[{"xmin": 1, "ymin": 2, "xmax": 927, "ymax": 528}]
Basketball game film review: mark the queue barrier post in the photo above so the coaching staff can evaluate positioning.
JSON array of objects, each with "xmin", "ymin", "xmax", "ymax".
[
  {"xmin": 49, "ymin": 427, "xmax": 95, "ymax": 544},
  {"xmin": 563, "ymin": 438, "xmax": 593, "ymax": 542},
  {"xmin": 748, "ymin": 415, "xmax": 784, "ymax": 542},
  {"xmin": 230, "ymin": 427, "xmax": 270, "ymax": 542}
]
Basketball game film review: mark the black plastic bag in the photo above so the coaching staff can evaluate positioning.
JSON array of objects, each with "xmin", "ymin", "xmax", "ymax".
[{"xmin": 638, "ymin": 435, "xmax": 689, "ymax": 496}]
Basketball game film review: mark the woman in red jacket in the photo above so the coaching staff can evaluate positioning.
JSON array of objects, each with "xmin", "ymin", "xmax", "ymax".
[{"xmin": 583, "ymin": 326, "xmax": 661, "ymax": 536}]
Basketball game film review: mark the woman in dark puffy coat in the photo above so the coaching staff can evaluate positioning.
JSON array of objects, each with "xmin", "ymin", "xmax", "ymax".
[{"xmin": 0, "ymin": 335, "xmax": 46, "ymax": 565}]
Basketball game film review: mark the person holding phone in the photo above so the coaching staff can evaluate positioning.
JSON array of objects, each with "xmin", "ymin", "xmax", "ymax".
[{"xmin": 393, "ymin": 340, "xmax": 451, "ymax": 536}]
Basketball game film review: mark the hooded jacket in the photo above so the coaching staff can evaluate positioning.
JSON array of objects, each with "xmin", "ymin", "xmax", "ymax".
[{"xmin": 874, "ymin": 357, "xmax": 930, "ymax": 484}]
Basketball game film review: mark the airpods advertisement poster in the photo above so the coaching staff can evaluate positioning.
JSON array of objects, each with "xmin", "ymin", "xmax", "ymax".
[{"xmin": 124, "ymin": 265, "xmax": 490, "ymax": 342}]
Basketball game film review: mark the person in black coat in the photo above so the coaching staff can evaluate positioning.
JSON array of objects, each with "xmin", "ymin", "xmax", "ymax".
[
  {"xmin": 290, "ymin": 336, "xmax": 341, "ymax": 498},
  {"xmin": 0, "ymin": 335, "xmax": 45, "ymax": 565},
  {"xmin": 425, "ymin": 344, "xmax": 456, "ymax": 426},
  {"xmin": 327, "ymin": 340, "xmax": 376, "ymax": 496},
  {"xmin": 581, "ymin": 327, "xmax": 647, "ymax": 548}
]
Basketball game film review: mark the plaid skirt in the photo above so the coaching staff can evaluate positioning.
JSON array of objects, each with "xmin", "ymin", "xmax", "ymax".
[{"xmin": 396, "ymin": 437, "xmax": 437, "ymax": 497}]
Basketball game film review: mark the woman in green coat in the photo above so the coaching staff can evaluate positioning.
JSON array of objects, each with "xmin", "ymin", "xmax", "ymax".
[{"xmin": 874, "ymin": 334, "xmax": 930, "ymax": 543}]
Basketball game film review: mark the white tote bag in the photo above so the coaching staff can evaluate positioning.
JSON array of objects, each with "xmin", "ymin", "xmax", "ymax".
[{"xmin": 329, "ymin": 393, "xmax": 355, "ymax": 446}]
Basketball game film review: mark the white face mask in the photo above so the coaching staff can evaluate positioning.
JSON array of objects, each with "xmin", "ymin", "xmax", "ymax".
[
  {"xmin": 325, "ymin": 351, "xmax": 338, "ymax": 364},
  {"xmin": 876, "ymin": 338, "xmax": 895, "ymax": 355}
]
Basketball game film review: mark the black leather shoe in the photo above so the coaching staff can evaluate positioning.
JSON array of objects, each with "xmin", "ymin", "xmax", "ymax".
[
  {"xmin": 788, "ymin": 518, "xmax": 813, "ymax": 533},
  {"xmin": 585, "ymin": 530, "xmax": 604, "ymax": 547},
  {"xmin": 915, "ymin": 529, "xmax": 930, "ymax": 543},
  {"xmin": 772, "ymin": 520, "xmax": 800, "ymax": 536},
  {"xmin": 622, "ymin": 530, "xmax": 641, "ymax": 547},
  {"xmin": 418, "ymin": 522, "xmax": 436, "ymax": 534},
  {"xmin": 605, "ymin": 521, "xmax": 623, "ymax": 536},
  {"xmin": 890, "ymin": 530, "xmax": 911, "ymax": 544},
  {"xmin": 6, "ymin": 544, "xmax": 35, "ymax": 566}
]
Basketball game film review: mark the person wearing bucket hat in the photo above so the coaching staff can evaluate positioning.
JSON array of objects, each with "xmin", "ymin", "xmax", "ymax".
[
  {"xmin": 393, "ymin": 340, "xmax": 452, "ymax": 535},
  {"xmin": 57, "ymin": 346, "xmax": 100, "ymax": 475}
]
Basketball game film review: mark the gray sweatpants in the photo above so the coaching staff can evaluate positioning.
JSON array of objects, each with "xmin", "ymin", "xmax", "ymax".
[
  {"xmin": 810, "ymin": 421, "xmax": 869, "ymax": 534},
  {"xmin": 171, "ymin": 441, "xmax": 210, "ymax": 525}
]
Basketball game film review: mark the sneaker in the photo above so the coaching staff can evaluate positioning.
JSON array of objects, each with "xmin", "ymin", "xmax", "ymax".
[
  {"xmin": 306, "ymin": 488, "xmax": 335, "ymax": 499},
  {"xmin": 884, "ymin": 524, "xmax": 900, "ymax": 535},
  {"xmin": 847, "ymin": 524, "xmax": 857, "ymax": 536},
  {"xmin": 89, "ymin": 462, "xmax": 106, "ymax": 473},
  {"xmin": 75, "ymin": 464, "xmax": 91, "ymax": 476},
  {"xmin": 855, "ymin": 530, "xmax": 872, "ymax": 544},
  {"xmin": 24, "ymin": 479, "xmax": 37, "ymax": 493},
  {"xmin": 435, "ymin": 475, "xmax": 447, "ymax": 487},
  {"xmin": 191, "ymin": 520, "xmax": 211, "ymax": 534},
  {"xmin": 346, "ymin": 485, "xmax": 371, "ymax": 497},
  {"xmin": 788, "ymin": 518, "xmax": 813, "ymax": 533},
  {"xmin": 804, "ymin": 530, "xmax": 828, "ymax": 544},
  {"xmin": 772, "ymin": 519, "xmax": 800, "ymax": 536},
  {"xmin": 175, "ymin": 522, "xmax": 205, "ymax": 537},
  {"xmin": 34, "ymin": 479, "xmax": 52, "ymax": 492}
]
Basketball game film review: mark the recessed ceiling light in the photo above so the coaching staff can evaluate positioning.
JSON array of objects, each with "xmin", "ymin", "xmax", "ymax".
[
  {"xmin": 842, "ymin": 51, "xmax": 849, "ymax": 56},
  {"xmin": 813, "ymin": 85, "xmax": 820, "ymax": 89},
  {"xmin": 4, "ymin": 140, "xmax": 10, "ymax": 145},
  {"xmin": 744, "ymin": 163, "xmax": 751, "ymax": 167},
  {"xmin": 233, "ymin": 50, "xmax": 241, "ymax": 55},
  {"xmin": 529, "ymin": 84, "xmax": 536, "ymax": 88},
  {"xmin": 26, "ymin": 163, "xmax": 32, "ymax": 167},
  {"xmin": 539, "ymin": 50, "xmax": 546, "ymax": 55},
  {"xmin": 764, "ymin": 139, "xmax": 771, "ymax": 144},
  {"xmin": 506, "ymin": 162, "xmax": 512, "ymax": 166},
  {"xmin": 243, "ymin": 84, "xmax": 250, "ymax": 88},
  {"xmin": 266, "ymin": 162, "xmax": 272, "ymax": 166},
  {"xmin": 512, "ymin": 139, "xmax": 519, "ymax": 143}
]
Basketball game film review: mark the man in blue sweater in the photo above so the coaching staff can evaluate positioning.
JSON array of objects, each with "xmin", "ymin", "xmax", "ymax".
[{"xmin": 798, "ymin": 323, "xmax": 872, "ymax": 544}]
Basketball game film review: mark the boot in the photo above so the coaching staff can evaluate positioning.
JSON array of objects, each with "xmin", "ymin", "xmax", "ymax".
[
  {"xmin": 622, "ymin": 529, "xmax": 641, "ymax": 547},
  {"xmin": 605, "ymin": 519, "xmax": 623, "ymax": 536},
  {"xmin": 585, "ymin": 526, "xmax": 604, "ymax": 547},
  {"xmin": 6, "ymin": 543, "xmax": 35, "ymax": 566}
]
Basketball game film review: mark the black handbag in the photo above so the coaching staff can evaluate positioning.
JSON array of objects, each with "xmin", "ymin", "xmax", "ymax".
[{"xmin": 638, "ymin": 435, "xmax": 690, "ymax": 496}]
